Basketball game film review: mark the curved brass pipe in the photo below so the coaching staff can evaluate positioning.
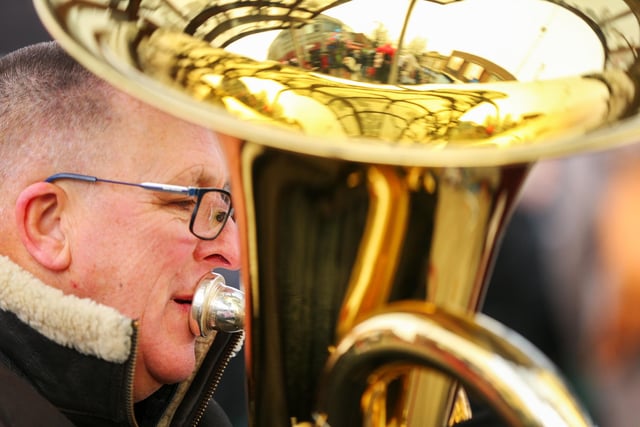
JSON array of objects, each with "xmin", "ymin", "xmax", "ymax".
[
  {"xmin": 316, "ymin": 301, "xmax": 592, "ymax": 427},
  {"xmin": 337, "ymin": 165, "xmax": 410, "ymax": 341}
]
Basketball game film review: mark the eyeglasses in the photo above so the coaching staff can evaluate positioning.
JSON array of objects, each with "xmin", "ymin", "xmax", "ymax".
[{"xmin": 45, "ymin": 172, "xmax": 233, "ymax": 241}]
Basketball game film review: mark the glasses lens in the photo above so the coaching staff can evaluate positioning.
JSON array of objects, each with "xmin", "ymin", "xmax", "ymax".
[{"xmin": 193, "ymin": 190, "xmax": 231, "ymax": 239}]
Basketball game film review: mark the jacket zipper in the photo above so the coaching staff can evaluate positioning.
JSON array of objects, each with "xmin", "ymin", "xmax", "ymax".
[
  {"xmin": 189, "ymin": 331, "xmax": 245, "ymax": 427},
  {"xmin": 126, "ymin": 321, "xmax": 141, "ymax": 427}
]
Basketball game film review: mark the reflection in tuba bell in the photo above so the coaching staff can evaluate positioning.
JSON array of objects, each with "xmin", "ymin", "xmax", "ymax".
[{"xmin": 34, "ymin": 0, "xmax": 640, "ymax": 425}]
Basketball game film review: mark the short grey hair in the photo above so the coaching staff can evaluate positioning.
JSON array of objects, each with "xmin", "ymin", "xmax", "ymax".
[{"xmin": 0, "ymin": 41, "xmax": 116, "ymax": 188}]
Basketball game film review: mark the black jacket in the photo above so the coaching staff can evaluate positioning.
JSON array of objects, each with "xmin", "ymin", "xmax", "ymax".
[{"xmin": 0, "ymin": 255, "xmax": 238, "ymax": 426}]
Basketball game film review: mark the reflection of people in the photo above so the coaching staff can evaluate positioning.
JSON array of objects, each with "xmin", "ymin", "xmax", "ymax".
[
  {"xmin": 374, "ymin": 52, "xmax": 392, "ymax": 83},
  {"xmin": 320, "ymin": 51, "xmax": 330, "ymax": 74},
  {"xmin": 0, "ymin": 42, "xmax": 241, "ymax": 425}
]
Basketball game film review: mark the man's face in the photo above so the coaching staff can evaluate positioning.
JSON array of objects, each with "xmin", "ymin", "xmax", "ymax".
[{"xmin": 62, "ymin": 95, "xmax": 241, "ymax": 400}]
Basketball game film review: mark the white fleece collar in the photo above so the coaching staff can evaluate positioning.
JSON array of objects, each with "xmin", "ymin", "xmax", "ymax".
[{"xmin": 0, "ymin": 255, "xmax": 133, "ymax": 363}]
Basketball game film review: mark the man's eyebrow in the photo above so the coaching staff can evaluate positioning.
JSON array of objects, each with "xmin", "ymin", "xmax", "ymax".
[
  {"xmin": 192, "ymin": 175, "xmax": 231, "ymax": 192},
  {"xmin": 181, "ymin": 166, "xmax": 229, "ymax": 189}
]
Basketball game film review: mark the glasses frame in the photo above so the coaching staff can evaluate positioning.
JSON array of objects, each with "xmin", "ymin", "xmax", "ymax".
[{"xmin": 45, "ymin": 172, "xmax": 233, "ymax": 241}]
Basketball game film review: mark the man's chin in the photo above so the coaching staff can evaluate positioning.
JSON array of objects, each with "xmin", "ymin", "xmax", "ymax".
[
  {"xmin": 152, "ymin": 341, "xmax": 198, "ymax": 384},
  {"xmin": 159, "ymin": 357, "xmax": 197, "ymax": 386}
]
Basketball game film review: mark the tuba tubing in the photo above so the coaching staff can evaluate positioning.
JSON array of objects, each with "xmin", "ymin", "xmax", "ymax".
[{"xmin": 314, "ymin": 301, "xmax": 592, "ymax": 427}]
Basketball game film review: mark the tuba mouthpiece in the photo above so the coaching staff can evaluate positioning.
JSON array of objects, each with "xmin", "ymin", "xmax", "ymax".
[{"xmin": 190, "ymin": 272, "xmax": 245, "ymax": 337}]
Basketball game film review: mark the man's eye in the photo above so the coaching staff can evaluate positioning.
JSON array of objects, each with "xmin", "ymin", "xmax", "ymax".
[{"xmin": 213, "ymin": 209, "xmax": 227, "ymax": 224}]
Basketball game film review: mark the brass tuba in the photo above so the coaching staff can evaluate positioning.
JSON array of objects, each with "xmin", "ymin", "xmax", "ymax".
[{"xmin": 34, "ymin": 0, "xmax": 640, "ymax": 425}]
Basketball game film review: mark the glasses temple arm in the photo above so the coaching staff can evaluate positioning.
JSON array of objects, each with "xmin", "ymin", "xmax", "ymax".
[{"xmin": 45, "ymin": 173, "xmax": 99, "ymax": 183}]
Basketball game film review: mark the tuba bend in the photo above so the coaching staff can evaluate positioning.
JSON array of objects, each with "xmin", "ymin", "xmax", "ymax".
[{"xmin": 34, "ymin": 0, "xmax": 640, "ymax": 426}]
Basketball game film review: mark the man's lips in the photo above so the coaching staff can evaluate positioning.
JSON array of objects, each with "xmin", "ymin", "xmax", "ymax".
[{"xmin": 173, "ymin": 295, "xmax": 193, "ymax": 306}]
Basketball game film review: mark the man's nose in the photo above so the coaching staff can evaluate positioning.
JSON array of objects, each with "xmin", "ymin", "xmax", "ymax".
[{"xmin": 213, "ymin": 217, "xmax": 241, "ymax": 269}]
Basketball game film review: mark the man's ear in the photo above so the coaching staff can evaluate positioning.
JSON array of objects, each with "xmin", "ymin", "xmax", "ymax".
[{"xmin": 15, "ymin": 182, "xmax": 71, "ymax": 271}]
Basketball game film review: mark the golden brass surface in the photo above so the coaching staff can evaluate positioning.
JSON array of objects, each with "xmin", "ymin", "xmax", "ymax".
[
  {"xmin": 34, "ymin": 0, "xmax": 640, "ymax": 166},
  {"xmin": 317, "ymin": 301, "xmax": 592, "ymax": 426},
  {"xmin": 33, "ymin": 0, "xmax": 640, "ymax": 426}
]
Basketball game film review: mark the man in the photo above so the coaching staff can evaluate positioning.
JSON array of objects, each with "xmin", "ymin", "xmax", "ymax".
[{"xmin": 0, "ymin": 41, "xmax": 241, "ymax": 426}]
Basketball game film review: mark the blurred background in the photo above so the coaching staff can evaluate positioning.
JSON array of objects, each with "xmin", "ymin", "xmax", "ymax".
[
  {"xmin": 4, "ymin": 2, "xmax": 640, "ymax": 427},
  {"xmin": 0, "ymin": 1, "xmax": 51, "ymax": 55}
]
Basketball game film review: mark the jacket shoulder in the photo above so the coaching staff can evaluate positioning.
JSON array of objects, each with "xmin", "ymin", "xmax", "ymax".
[
  {"xmin": 0, "ymin": 364, "xmax": 75, "ymax": 427},
  {"xmin": 197, "ymin": 399, "xmax": 233, "ymax": 427}
]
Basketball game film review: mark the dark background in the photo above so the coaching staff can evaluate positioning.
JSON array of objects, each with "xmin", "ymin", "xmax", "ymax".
[{"xmin": 0, "ymin": 1, "xmax": 52, "ymax": 56}]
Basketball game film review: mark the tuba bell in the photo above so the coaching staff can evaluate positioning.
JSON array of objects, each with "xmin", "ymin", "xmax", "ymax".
[{"xmin": 34, "ymin": 0, "xmax": 640, "ymax": 425}]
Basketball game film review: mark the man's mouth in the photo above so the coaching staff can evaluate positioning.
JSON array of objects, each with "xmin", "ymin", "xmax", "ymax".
[{"xmin": 173, "ymin": 297, "xmax": 193, "ymax": 306}]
